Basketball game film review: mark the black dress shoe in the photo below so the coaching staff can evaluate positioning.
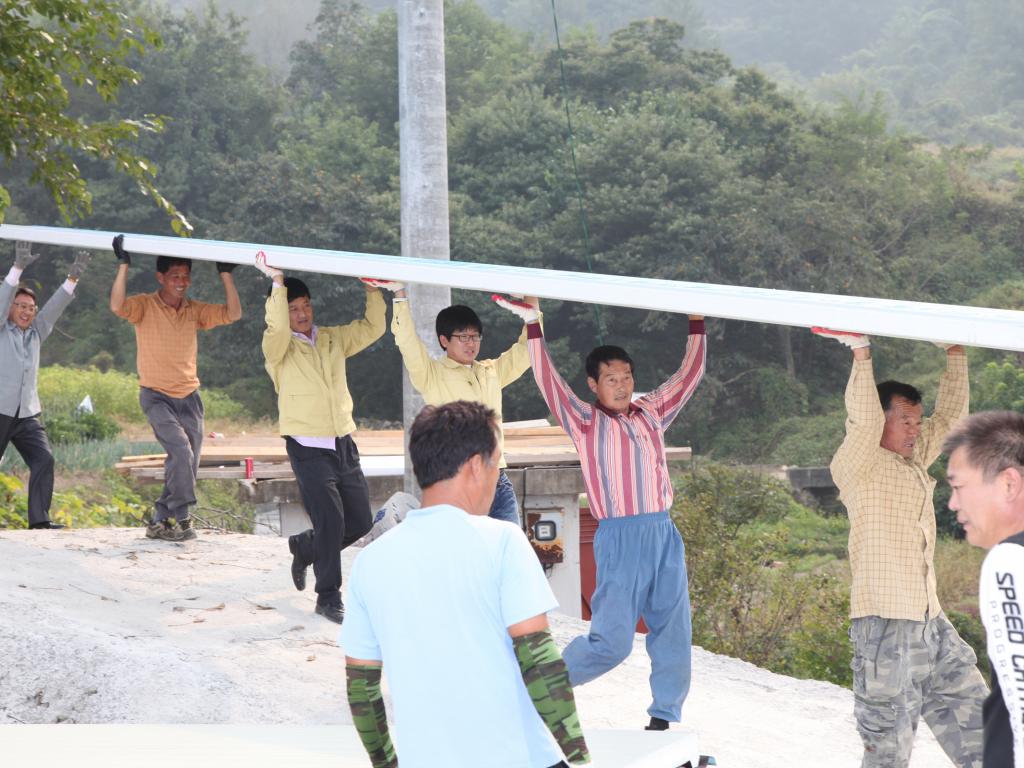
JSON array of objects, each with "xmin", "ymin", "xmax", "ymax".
[
  {"xmin": 645, "ymin": 716, "xmax": 669, "ymax": 731},
  {"xmin": 315, "ymin": 601, "xmax": 344, "ymax": 624},
  {"xmin": 28, "ymin": 521, "xmax": 66, "ymax": 530},
  {"xmin": 288, "ymin": 535, "xmax": 307, "ymax": 591}
]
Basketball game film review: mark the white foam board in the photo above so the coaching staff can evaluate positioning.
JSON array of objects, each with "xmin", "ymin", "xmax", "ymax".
[{"xmin": 2, "ymin": 223, "xmax": 1021, "ymax": 352}]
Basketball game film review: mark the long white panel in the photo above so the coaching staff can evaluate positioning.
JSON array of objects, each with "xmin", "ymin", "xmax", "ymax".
[{"xmin": 1, "ymin": 223, "xmax": 1022, "ymax": 351}]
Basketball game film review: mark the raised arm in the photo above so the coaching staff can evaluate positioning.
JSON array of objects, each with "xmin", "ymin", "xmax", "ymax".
[
  {"xmin": 215, "ymin": 262, "xmax": 242, "ymax": 322},
  {"xmin": 918, "ymin": 345, "xmax": 968, "ymax": 466},
  {"xmin": 337, "ymin": 283, "xmax": 386, "ymax": 356},
  {"xmin": 2, "ymin": 241, "xmax": 40, "ymax": 314},
  {"xmin": 492, "ymin": 296, "xmax": 540, "ymax": 387},
  {"xmin": 384, "ymin": 282, "xmax": 439, "ymax": 394},
  {"xmin": 814, "ymin": 329, "xmax": 883, "ymax": 491},
  {"xmin": 255, "ymin": 251, "xmax": 290, "ymax": 368},
  {"xmin": 638, "ymin": 315, "xmax": 707, "ymax": 429},
  {"xmin": 35, "ymin": 251, "xmax": 88, "ymax": 343}
]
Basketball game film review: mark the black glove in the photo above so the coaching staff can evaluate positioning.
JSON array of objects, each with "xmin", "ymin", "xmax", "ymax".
[
  {"xmin": 215, "ymin": 262, "xmax": 238, "ymax": 274},
  {"xmin": 112, "ymin": 235, "xmax": 131, "ymax": 266}
]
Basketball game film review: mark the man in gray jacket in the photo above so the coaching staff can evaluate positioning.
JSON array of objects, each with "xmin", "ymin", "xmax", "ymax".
[{"xmin": 0, "ymin": 241, "xmax": 90, "ymax": 529}]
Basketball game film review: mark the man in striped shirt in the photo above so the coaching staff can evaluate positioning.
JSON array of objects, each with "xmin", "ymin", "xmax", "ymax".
[{"xmin": 496, "ymin": 296, "xmax": 707, "ymax": 731}]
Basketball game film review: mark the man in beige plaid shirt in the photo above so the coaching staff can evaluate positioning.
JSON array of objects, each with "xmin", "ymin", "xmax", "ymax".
[{"xmin": 815, "ymin": 327, "xmax": 988, "ymax": 768}]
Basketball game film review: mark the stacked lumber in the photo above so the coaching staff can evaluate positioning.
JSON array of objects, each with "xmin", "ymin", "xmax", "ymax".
[{"xmin": 116, "ymin": 423, "xmax": 691, "ymax": 481}]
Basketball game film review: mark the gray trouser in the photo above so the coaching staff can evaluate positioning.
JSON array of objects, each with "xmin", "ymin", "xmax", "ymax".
[
  {"xmin": 140, "ymin": 387, "xmax": 204, "ymax": 523},
  {"xmin": 850, "ymin": 613, "xmax": 988, "ymax": 768}
]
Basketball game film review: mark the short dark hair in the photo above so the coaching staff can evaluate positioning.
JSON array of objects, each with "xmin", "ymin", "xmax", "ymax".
[
  {"xmin": 436, "ymin": 305, "xmax": 482, "ymax": 347},
  {"xmin": 156, "ymin": 256, "xmax": 192, "ymax": 274},
  {"xmin": 267, "ymin": 277, "xmax": 310, "ymax": 302},
  {"xmin": 876, "ymin": 381, "xmax": 922, "ymax": 412},
  {"xmin": 14, "ymin": 287, "xmax": 36, "ymax": 303},
  {"xmin": 943, "ymin": 411, "xmax": 1024, "ymax": 481},
  {"xmin": 586, "ymin": 345, "xmax": 634, "ymax": 381},
  {"xmin": 409, "ymin": 401, "xmax": 498, "ymax": 489}
]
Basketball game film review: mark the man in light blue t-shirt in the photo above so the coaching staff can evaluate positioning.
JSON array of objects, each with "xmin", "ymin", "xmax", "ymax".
[{"xmin": 341, "ymin": 401, "xmax": 591, "ymax": 768}]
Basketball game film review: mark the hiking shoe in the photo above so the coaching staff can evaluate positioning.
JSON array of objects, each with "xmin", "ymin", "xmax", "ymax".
[
  {"xmin": 288, "ymin": 534, "xmax": 307, "ymax": 591},
  {"xmin": 645, "ymin": 716, "xmax": 669, "ymax": 731},
  {"xmin": 146, "ymin": 520, "xmax": 184, "ymax": 542},
  {"xmin": 315, "ymin": 601, "xmax": 344, "ymax": 625},
  {"xmin": 178, "ymin": 518, "xmax": 198, "ymax": 541}
]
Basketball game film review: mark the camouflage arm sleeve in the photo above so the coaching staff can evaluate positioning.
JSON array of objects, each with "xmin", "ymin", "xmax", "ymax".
[
  {"xmin": 345, "ymin": 664, "xmax": 398, "ymax": 768},
  {"xmin": 513, "ymin": 629, "xmax": 591, "ymax": 765}
]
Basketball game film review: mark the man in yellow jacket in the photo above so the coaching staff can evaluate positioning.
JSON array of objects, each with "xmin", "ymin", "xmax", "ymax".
[
  {"xmin": 362, "ymin": 279, "xmax": 538, "ymax": 525},
  {"xmin": 257, "ymin": 253, "xmax": 385, "ymax": 624}
]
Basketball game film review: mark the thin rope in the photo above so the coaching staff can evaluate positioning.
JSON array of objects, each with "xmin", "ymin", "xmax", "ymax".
[{"xmin": 549, "ymin": 0, "xmax": 605, "ymax": 344}]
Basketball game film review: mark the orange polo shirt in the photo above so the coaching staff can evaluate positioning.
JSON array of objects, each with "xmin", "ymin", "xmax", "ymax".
[{"xmin": 116, "ymin": 292, "xmax": 233, "ymax": 398}]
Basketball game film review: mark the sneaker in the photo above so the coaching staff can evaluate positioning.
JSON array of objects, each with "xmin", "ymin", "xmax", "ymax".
[
  {"xmin": 178, "ymin": 518, "xmax": 198, "ymax": 541},
  {"xmin": 315, "ymin": 600, "xmax": 344, "ymax": 624},
  {"xmin": 146, "ymin": 520, "xmax": 184, "ymax": 542}
]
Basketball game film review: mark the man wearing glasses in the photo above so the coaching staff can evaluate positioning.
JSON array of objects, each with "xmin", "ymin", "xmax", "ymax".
[
  {"xmin": 1, "ymin": 241, "xmax": 90, "ymax": 529},
  {"xmin": 362, "ymin": 279, "xmax": 539, "ymax": 525}
]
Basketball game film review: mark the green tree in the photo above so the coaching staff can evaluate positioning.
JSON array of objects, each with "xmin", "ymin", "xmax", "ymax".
[{"xmin": 0, "ymin": 0, "xmax": 189, "ymax": 232}]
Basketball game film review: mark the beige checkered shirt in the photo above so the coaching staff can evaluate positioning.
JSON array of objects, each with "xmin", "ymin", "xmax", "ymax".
[{"xmin": 830, "ymin": 354, "xmax": 968, "ymax": 620}]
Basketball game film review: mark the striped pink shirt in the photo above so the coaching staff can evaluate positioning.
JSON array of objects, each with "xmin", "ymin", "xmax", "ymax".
[{"xmin": 527, "ymin": 321, "xmax": 706, "ymax": 520}]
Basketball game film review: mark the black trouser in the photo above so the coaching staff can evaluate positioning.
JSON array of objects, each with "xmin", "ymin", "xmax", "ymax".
[
  {"xmin": 285, "ymin": 435, "xmax": 373, "ymax": 606},
  {"xmin": 0, "ymin": 410, "xmax": 55, "ymax": 526}
]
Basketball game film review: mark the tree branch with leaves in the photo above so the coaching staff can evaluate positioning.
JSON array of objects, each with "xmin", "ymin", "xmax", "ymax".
[{"xmin": 0, "ymin": 0, "xmax": 191, "ymax": 234}]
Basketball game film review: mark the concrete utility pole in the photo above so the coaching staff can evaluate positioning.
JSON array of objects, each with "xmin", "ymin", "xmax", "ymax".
[{"xmin": 398, "ymin": 0, "xmax": 452, "ymax": 493}]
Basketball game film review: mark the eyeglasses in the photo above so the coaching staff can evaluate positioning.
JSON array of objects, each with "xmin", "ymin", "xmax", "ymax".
[
  {"xmin": 450, "ymin": 333, "xmax": 482, "ymax": 343},
  {"xmin": 12, "ymin": 303, "xmax": 37, "ymax": 314}
]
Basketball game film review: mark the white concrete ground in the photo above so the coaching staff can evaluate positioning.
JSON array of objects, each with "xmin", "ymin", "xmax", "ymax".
[{"xmin": 0, "ymin": 528, "xmax": 955, "ymax": 766}]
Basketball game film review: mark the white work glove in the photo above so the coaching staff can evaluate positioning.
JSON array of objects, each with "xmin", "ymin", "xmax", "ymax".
[
  {"xmin": 14, "ymin": 241, "xmax": 40, "ymax": 270},
  {"xmin": 254, "ymin": 250, "xmax": 283, "ymax": 281},
  {"xmin": 360, "ymin": 278, "xmax": 405, "ymax": 292},
  {"xmin": 492, "ymin": 294, "xmax": 540, "ymax": 323},
  {"xmin": 811, "ymin": 327, "xmax": 870, "ymax": 349}
]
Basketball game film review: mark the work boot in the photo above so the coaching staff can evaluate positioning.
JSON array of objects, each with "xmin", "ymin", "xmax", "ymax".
[
  {"xmin": 178, "ymin": 518, "xmax": 198, "ymax": 541},
  {"xmin": 146, "ymin": 520, "xmax": 184, "ymax": 542},
  {"xmin": 315, "ymin": 600, "xmax": 344, "ymax": 625}
]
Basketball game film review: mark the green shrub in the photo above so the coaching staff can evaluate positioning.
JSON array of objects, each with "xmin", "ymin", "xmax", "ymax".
[
  {"xmin": 43, "ymin": 411, "xmax": 121, "ymax": 444},
  {"xmin": 675, "ymin": 463, "xmax": 853, "ymax": 686},
  {"xmin": 37, "ymin": 365, "xmax": 248, "ymax": 424},
  {"xmin": 38, "ymin": 365, "xmax": 144, "ymax": 421},
  {"xmin": 0, "ymin": 471, "xmax": 148, "ymax": 529}
]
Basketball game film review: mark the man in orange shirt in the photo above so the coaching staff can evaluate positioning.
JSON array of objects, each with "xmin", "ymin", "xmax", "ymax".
[{"xmin": 109, "ymin": 236, "xmax": 242, "ymax": 541}]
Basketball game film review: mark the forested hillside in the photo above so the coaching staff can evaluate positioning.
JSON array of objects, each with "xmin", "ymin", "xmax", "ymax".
[{"xmin": 4, "ymin": 0, "xmax": 1023, "ymax": 467}]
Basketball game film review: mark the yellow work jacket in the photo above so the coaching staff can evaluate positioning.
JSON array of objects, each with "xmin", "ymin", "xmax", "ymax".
[
  {"xmin": 262, "ymin": 286, "xmax": 385, "ymax": 437},
  {"xmin": 392, "ymin": 299, "xmax": 534, "ymax": 468}
]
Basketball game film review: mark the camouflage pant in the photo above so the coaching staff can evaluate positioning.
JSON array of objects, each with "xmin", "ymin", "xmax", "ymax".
[{"xmin": 850, "ymin": 614, "xmax": 988, "ymax": 768}]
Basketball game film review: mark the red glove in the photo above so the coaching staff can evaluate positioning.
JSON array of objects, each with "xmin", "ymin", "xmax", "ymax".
[
  {"xmin": 360, "ymin": 278, "xmax": 405, "ymax": 292},
  {"xmin": 811, "ymin": 327, "xmax": 870, "ymax": 349}
]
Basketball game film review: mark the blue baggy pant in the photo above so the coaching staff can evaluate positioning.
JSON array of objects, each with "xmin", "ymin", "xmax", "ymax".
[{"xmin": 562, "ymin": 511, "xmax": 692, "ymax": 722}]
